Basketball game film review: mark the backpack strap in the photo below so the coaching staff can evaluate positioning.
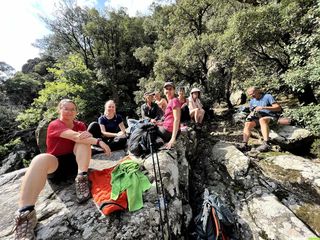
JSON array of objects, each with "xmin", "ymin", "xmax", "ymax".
[{"xmin": 211, "ymin": 207, "xmax": 220, "ymax": 240}]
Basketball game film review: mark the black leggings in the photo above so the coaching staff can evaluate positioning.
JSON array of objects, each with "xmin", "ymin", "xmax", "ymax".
[
  {"xmin": 88, "ymin": 122, "xmax": 127, "ymax": 151},
  {"xmin": 180, "ymin": 105, "xmax": 191, "ymax": 123}
]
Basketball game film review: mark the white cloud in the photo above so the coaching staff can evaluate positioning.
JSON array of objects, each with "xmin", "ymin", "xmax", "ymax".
[
  {"xmin": 0, "ymin": 1, "xmax": 46, "ymax": 70},
  {"xmin": 0, "ymin": 0, "xmax": 155, "ymax": 71}
]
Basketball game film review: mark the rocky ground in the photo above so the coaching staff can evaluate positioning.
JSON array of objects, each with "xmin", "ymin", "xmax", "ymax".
[
  {"xmin": 187, "ymin": 114, "xmax": 319, "ymax": 239},
  {"xmin": 0, "ymin": 112, "xmax": 319, "ymax": 239}
]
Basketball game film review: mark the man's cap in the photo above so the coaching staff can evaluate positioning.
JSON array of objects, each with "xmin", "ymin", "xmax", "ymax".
[
  {"xmin": 163, "ymin": 82, "xmax": 175, "ymax": 88},
  {"xmin": 190, "ymin": 87, "xmax": 201, "ymax": 94},
  {"xmin": 144, "ymin": 91, "xmax": 155, "ymax": 97}
]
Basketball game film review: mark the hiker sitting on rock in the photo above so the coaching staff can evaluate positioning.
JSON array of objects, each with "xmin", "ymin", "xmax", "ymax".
[
  {"xmin": 141, "ymin": 91, "xmax": 163, "ymax": 123},
  {"xmin": 239, "ymin": 86, "xmax": 284, "ymax": 152},
  {"xmin": 127, "ymin": 91, "xmax": 163, "ymax": 133},
  {"xmin": 13, "ymin": 99, "xmax": 111, "ymax": 239},
  {"xmin": 178, "ymin": 87, "xmax": 190, "ymax": 125},
  {"xmin": 154, "ymin": 90, "xmax": 168, "ymax": 114},
  {"xmin": 188, "ymin": 87, "xmax": 205, "ymax": 129},
  {"xmin": 88, "ymin": 100, "xmax": 127, "ymax": 151},
  {"xmin": 156, "ymin": 82, "xmax": 181, "ymax": 149}
]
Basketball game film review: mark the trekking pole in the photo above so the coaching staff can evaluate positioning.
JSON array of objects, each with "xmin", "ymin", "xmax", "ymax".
[
  {"xmin": 148, "ymin": 130, "xmax": 166, "ymax": 240},
  {"xmin": 154, "ymin": 145, "xmax": 171, "ymax": 240},
  {"xmin": 147, "ymin": 129, "xmax": 171, "ymax": 240}
]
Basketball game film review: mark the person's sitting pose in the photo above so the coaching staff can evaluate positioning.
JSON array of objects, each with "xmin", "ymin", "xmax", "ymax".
[
  {"xmin": 178, "ymin": 87, "xmax": 190, "ymax": 124},
  {"xmin": 240, "ymin": 86, "xmax": 283, "ymax": 152},
  {"xmin": 88, "ymin": 100, "xmax": 127, "ymax": 151},
  {"xmin": 156, "ymin": 82, "xmax": 181, "ymax": 149},
  {"xmin": 188, "ymin": 87, "xmax": 205, "ymax": 126},
  {"xmin": 127, "ymin": 91, "xmax": 163, "ymax": 133},
  {"xmin": 154, "ymin": 91, "xmax": 168, "ymax": 114},
  {"xmin": 141, "ymin": 91, "xmax": 163, "ymax": 123},
  {"xmin": 13, "ymin": 99, "xmax": 111, "ymax": 239}
]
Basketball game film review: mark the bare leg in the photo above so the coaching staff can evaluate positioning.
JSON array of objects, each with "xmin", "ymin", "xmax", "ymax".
[
  {"xmin": 190, "ymin": 110, "xmax": 196, "ymax": 122},
  {"xmin": 243, "ymin": 121, "xmax": 256, "ymax": 143},
  {"xmin": 278, "ymin": 117, "xmax": 291, "ymax": 125},
  {"xmin": 259, "ymin": 117, "xmax": 270, "ymax": 141},
  {"xmin": 19, "ymin": 154, "xmax": 58, "ymax": 208},
  {"xmin": 198, "ymin": 109, "xmax": 205, "ymax": 124},
  {"xmin": 194, "ymin": 109, "xmax": 199, "ymax": 123},
  {"xmin": 73, "ymin": 143, "xmax": 91, "ymax": 173}
]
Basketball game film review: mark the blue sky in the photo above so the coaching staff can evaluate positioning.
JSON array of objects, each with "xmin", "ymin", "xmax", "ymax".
[{"xmin": 0, "ymin": 0, "xmax": 157, "ymax": 71}]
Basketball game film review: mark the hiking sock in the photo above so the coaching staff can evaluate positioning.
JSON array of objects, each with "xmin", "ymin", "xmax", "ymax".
[
  {"xmin": 18, "ymin": 205, "xmax": 35, "ymax": 213},
  {"xmin": 77, "ymin": 171, "xmax": 88, "ymax": 176}
]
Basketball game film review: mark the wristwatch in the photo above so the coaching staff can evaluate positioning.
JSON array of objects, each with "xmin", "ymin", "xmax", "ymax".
[{"xmin": 96, "ymin": 138, "xmax": 102, "ymax": 146}]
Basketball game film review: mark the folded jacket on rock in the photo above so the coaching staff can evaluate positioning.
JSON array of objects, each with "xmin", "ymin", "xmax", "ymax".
[{"xmin": 111, "ymin": 159, "xmax": 151, "ymax": 211}]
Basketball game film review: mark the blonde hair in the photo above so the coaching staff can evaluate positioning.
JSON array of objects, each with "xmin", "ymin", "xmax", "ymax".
[
  {"xmin": 104, "ymin": 100, "xmax": 116, "ymax": 115},
  {"xmin": 57, "ymin": 99, "xmax": 77, "ymax": 112}
]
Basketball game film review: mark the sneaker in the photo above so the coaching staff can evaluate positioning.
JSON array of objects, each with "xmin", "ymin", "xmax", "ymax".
[
  {"xmin": 237, "ymin": 142, "xmax": 250, "ymax": 151},
  {"xmin": 13, "ymin": 209, "xmax": 37, "ymax": 240},
  {"xmin": 256, "ymin": 142, "xmax": 271, "ymax": 152},
  {"xmin": 75, "ymin": 174, "xmax": 91, "ymax": 203}
]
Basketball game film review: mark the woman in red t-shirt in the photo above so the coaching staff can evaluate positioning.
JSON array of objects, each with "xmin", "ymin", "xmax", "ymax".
[{"xmin": 13, "ymin": 99, "xmax": 111, "ymax": 239}]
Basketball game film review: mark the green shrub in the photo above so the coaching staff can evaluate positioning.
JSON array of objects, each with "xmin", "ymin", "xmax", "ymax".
[
  {"xmin": 285, "ymin": 104, "xmax": 320, "ymax": 136},
  {"xmin": 0, "ymin": 137, "xmax": 22, "ymax": 160},
  {"xmin": 16, "ymin": 81, "xmax": 84, "ymax": 129},
  {"xmin": 310, "ymin": 138, "xmax": 320, "ymax": 158}
]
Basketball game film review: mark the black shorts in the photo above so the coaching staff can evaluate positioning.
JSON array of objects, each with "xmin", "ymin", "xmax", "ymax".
[{"xmin": 47, "ymin": 153, "xmax": 78, "ymax": 183}]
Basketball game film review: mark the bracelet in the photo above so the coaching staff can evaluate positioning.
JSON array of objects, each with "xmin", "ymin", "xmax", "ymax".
[{"xmin": 96, "ymin": 138, "xmax": 102, "ymax": 146}]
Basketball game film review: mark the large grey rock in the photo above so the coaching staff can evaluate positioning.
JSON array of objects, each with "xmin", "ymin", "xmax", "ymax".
[
  {"xmin": 0, "ymin": 133, "xmax": 195, "ymax": 240},
  {"xmin": 229, "ymin": 90, "xmax": 245, "ymax": 106},
  {"xmin": 269, "ymin": 125, "xmax": 314, "ymax": 153},
  {"xmin": 282, "ymin": 196, "xmax": 320, "ymax": 236},
  {"xmin": 0, "ymin": 151, "xmax": 26, "ymax": 175},
  {"xmin": 257, "ymin": 154, "xmax": 320, "ymax": 202},
  {"xmin": 237, "ymin": 193, "xmax": 318, "ymax": 240},
  {"xmin": 212, "ymin": 141, "xmax": 250, "ymax": 180},
  {"xmin": 35, "ymin": 119, "xmax": 50, "ymax": 153}
]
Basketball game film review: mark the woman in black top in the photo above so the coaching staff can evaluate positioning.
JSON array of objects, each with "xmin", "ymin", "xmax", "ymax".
[{"xmin": 88, "ymin": 100, "xmax": 127, "ymax": 151}]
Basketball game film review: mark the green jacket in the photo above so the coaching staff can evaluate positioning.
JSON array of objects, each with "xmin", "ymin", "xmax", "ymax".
[{"xmin": 111, "ymin": 159, "xmax": 151, "ymax": 211}]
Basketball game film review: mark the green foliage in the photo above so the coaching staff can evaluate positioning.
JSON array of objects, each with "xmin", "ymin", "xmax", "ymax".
[
  {"xmin": 310, "ymin": 138, "xmax": 320, "ymax": 158},
  {"xmin": 3, "ymin": 72, "xmax": 43, "ymax": 106},
  {"xmin": 0, "ymin": 137, "xmax": 21, "ymax": 160},
  {"xmin": 0, "ymin": 104, "xmax": 21, "ymax": 135},
  {"xmin": 134, "ymin": 46, "xmax": 155, "ymax": 66},
  {"xmin": 48, "ymin": 54, "xmax": 93, "ymax": 85},
  {"xmin": 17, "ymin": 80, "xmax": 84, "ymax": 129},
  {"xmin": 285, "ymin": 104, "xmax": 320, "ymax": 136}
]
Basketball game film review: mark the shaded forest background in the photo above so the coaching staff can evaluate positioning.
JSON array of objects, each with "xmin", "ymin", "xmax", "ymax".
[{"xmin": 0, "ymin": 0, "xmax": 319, "ymax": 161}]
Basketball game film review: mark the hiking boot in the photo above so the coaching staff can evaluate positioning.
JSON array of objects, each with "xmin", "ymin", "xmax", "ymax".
[
  {"xmin": 256, "ymin": 142, "xmax": 271, "ymax": 152},
  {"xmin": 13, "ymin": 209, "xmax": 37, "ymax": 240},
  {"xmin": 237, "ymin": 142, "xmax": 250, "ymax": 152},
  {"xmin": 75, "ymin": 174, "xmax": 91, "ymax": 203}
]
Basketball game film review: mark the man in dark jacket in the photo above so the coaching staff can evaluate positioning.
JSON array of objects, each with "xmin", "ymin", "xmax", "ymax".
[{"xmin": 141, "ymin": 91, "xmax": 163, "ymax": 122}]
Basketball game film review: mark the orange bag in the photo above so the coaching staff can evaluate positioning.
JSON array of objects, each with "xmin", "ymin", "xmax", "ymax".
[{"xmin": 89, "ymin": 166, "xmax": 128, "ymax": 215}]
